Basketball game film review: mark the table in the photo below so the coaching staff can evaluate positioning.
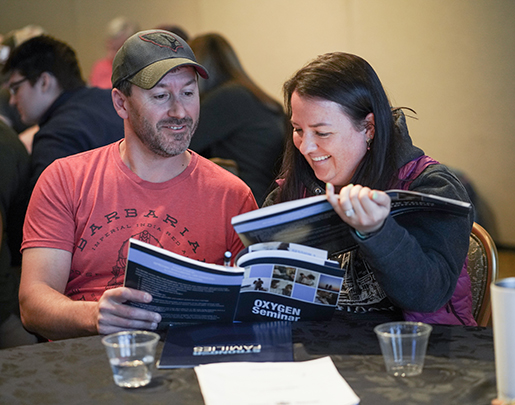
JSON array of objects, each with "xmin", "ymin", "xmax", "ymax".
[{"xmin": 0, "ymin": 312, "xmax": 497, "ymax": 404}]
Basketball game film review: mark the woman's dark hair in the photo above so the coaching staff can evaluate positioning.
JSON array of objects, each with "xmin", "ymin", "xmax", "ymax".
[
  {"xmin": 3, "ymin": 35, "xmax": 85, "ymax": 91},
  {"xmin": 277, "ymin": 52, "xmax": 398, "ymax": 202},
  {"xmin": 188, "ymin": 33, "xmax": 282, "ymax": 113}
]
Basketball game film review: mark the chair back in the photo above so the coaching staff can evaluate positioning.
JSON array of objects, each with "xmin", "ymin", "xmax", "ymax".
[
  {"xmin": 467, "ymin": 222, "xmax": 499, "ymax": 326},
  {"xmin": 209, "ymin": 157, "xmax": 239, "ymax": 176}
]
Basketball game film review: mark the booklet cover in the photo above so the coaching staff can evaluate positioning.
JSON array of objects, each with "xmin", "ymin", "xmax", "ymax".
[
  {"xmin": 231, "ymin": 189, "xmax": 472, "ymax": 255},
  {"xmin": 157, "ymin": 321, "xmax": 293, "ymax": 369},
  {"xmin": 233, "ymin": 242, "xmax": 344, "ymax": 322},
  {"xmin": 124, "ymin": 239, "xmax": 343, "ymax": 327},
  {"xmin": 124, "ymin": 238, "xmax": 244, "ymax": 328}
]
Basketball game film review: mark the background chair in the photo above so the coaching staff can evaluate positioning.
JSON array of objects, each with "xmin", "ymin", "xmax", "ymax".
[
  {"xmin": 467, "ymin": 222, "xmax": 499, "ymax": 327},
  {"xmin": 209, "ymin": 157, "xmax": 239, "ymax": 176}
]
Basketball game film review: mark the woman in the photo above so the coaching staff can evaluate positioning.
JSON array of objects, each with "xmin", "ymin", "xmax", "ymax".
[
  {"xmin": 188, "ymin": 33, "xmax": 286, "ymax": 205},
  {"xmin": 264, "ymin": 52, "xmax": 476, "ymax": 325}
]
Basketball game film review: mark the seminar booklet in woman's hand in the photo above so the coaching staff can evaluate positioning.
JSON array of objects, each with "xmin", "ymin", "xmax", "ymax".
[{"xmin": 231, "ymin": 189, "xmax": 472, "ymax": 256}]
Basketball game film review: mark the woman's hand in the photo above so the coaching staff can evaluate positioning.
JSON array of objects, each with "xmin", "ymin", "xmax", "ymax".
[{"xmin": 326, "ymin": 183, "xmax": 391, "ymax": 235}]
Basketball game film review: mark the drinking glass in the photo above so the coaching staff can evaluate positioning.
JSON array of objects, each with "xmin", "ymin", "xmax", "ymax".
[
  {"xmin": 374, "ymin": 321, "xmax": 432, "ymax": 377},
  {"xmin": 102, "ymin": 330, "xmax": 160, "ymax": 388}
]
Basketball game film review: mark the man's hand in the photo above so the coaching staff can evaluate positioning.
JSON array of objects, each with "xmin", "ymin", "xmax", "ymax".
[{"xmin": 96, "ymin": 287, "xmax": 162, "ymax": 335}]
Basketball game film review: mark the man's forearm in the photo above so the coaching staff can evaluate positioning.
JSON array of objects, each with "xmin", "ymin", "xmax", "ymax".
[{"xmin": 20, "ymin": 284, "xmax": 98, "ymax": 340}]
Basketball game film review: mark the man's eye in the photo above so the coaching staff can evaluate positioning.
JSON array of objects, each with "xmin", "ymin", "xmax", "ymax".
[{"xmin": 154, "ymin": 94, "xmax": 170, "ymax": 101}]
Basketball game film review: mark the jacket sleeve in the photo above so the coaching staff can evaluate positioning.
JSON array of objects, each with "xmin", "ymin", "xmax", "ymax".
[{"xmin": 355, "ymin": 164, "xmax": 475, "ymax": 312}]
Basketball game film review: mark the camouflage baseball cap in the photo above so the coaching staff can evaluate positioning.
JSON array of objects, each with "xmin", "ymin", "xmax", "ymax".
[{"xmin": 111, "ymin": 29, "xmax": 208, "ymax": 89}]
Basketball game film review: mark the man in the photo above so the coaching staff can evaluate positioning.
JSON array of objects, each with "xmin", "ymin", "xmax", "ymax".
[
  {"xmin": 19, "ymin": 30, "xmax": 258, "ymax": 340},
  {"xmin": 2, "ymin": 35, "xmax": 124, "ymax": 189}
]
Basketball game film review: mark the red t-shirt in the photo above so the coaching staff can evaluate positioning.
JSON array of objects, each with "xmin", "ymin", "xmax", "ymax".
[{"xmin": 22, "ymin": 141, "xmax": 258, "ymax": 301}]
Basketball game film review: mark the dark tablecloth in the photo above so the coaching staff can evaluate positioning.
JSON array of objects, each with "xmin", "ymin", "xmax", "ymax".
[{"xmin": 0, "ymin": 314, "xmax": 497, "ymax": 404}]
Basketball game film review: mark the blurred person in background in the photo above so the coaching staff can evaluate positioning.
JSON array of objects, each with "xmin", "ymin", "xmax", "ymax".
[
  {"xmin": 189, "ymin": 33, "xmax": 286, "ymax": 205},
  {"xmin": 2, "ymin": 35, "xmax": 124, "ymax": 190},
  {"xmin": 154, "ymin": 23, "xmax": 189, "ymax": 42},
  {"xmin": 1, "ymin": 24, "xmax": 46, "ymax": 152},
  {"xmin": 89, "ymin": 16, "xmax": 140, "ymax": 89},
  {"xmin": 0, "ymin": 118, "xmax": 37, "ymax": 348}
]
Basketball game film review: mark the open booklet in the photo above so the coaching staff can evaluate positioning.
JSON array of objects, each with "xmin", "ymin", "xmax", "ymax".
[
  {"xmin": 231, "ymin": 189, "xmax": 472, "ymax": 256},
  {"xmin": 124, "ymin": 190, "xmax": 469, "ymax": 328},
  {"xmin": 124, "ymin": 238, "xmax": 344, "ymax": 328}
]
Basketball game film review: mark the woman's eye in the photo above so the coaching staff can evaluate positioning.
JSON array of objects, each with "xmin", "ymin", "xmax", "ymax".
[{"xmin": 316, "ymin": 132, "xmax": 331, "ymax": 137}]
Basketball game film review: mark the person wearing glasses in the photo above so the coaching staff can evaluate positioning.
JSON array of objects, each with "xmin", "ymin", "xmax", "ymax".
[{"xmin": 2, "ymin": 35, "xmax": 124, "ymax": 190}]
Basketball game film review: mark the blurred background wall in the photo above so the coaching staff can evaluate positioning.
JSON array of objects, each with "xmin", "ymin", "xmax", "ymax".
[{"xmin": 1, "ymin": 0, "xmax": 514, "ymax": 246}]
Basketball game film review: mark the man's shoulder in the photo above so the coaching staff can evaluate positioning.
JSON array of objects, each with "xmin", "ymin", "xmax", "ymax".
[{"xmin": 50, "ymin": 142, "xmax": 117, "ymax": 170}]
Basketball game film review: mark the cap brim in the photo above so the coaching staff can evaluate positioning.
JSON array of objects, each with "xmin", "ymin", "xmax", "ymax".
[{"xmin": 129, "ymin": 58, "xmax": 209, "ymax": 90}]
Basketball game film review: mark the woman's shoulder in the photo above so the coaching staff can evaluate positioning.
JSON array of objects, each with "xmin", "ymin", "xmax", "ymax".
[{"xmin": 409, "ymin": 163, "xmax": 471, "ymax": 202}]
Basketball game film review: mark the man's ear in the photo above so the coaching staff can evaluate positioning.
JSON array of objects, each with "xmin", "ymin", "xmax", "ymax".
[
  {"xmin": 364, "ymin": 112, "xmax": 375, "ymax": 140},
  {"xmin": 38, "ymin": 72, "xmax": 59, "ymax": 94},
  {"xmin": 111, "ymin": 88, "xmax": 129, "ymax": 120}
]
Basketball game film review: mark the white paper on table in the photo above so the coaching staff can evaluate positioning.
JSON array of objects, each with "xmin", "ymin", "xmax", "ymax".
[{"xmin": 194, "ymin": 356, "xmax": 360, "ymax": 405}]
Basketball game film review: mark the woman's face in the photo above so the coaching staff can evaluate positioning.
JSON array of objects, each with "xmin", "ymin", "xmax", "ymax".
[{"xmin": 290, "ymin": 91, "xmax": 373, "ymax": 188}]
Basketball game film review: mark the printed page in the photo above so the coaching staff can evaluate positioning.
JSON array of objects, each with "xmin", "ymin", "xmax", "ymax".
[{"xmin": 195, "ymin": 356, "xmax": 360, "ymax": 405}]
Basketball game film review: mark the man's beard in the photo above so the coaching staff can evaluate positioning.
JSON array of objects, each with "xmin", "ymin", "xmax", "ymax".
[{"xmin": 131, "ymin": 111, "xmax": 198, "ymax": 158}]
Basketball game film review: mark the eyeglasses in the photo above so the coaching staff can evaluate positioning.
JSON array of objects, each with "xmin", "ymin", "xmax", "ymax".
[{"xmin": 8, "ymin": 77, "xmax": 29, "ymax": 96}]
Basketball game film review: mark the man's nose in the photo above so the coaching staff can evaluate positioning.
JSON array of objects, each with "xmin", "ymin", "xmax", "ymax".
[{"xmin": 168, "ymin": 99, "xmax": 186, "ymax": 118}]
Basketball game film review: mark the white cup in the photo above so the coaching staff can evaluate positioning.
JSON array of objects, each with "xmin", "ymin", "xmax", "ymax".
[{"xmin": 491, "ymin": 277, "xmax": 515, "ymax": 402}]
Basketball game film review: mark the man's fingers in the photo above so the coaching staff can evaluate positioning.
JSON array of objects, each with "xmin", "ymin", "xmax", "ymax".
[
  {"xmin": 96, "ymin": 287, "xmax": 162, "ymax": 335},
  {"xmin": 103, "ymin": 286, "xmax": 153, "ymax": 304}
]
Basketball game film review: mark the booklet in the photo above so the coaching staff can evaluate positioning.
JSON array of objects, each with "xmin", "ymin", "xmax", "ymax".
[
  {"xmin": 125, "ymin": 190, "xmax": 469, "ymax": 327},
  {"xmin": 231, "ymin": 189, "xmax": 472, "ymax": 256},
  {"xmin": 157, "ymin": 321, "xmax": 293, "ymax": 369},
  {"xmin": 233, "ymin": 242, "xmax": 343, "ymax": 322},
  {"xmin": 124, "ymin": 238, "xmax": 244, "ymax": 328},
  {"xmin": 124, "ymin": 239, "xmax": 343, "ymax": 327}
]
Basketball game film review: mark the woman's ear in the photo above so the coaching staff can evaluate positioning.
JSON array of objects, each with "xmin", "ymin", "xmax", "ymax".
[
  {"xmin": 364, "ymin": 112, "xmax": 375, "ymax": 140},
  {"xmin": 111, "ymin": 88, "xmax": 129, "ymax": 120}
]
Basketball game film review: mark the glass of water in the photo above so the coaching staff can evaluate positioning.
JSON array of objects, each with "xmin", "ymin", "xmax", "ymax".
[
  {"xmin": 374, "ymin": 321, "xmax": 432, "ymax": 377},
  {"xmin": 102, "ymin": 330, "xmax": 160, "ymax": 388}
]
